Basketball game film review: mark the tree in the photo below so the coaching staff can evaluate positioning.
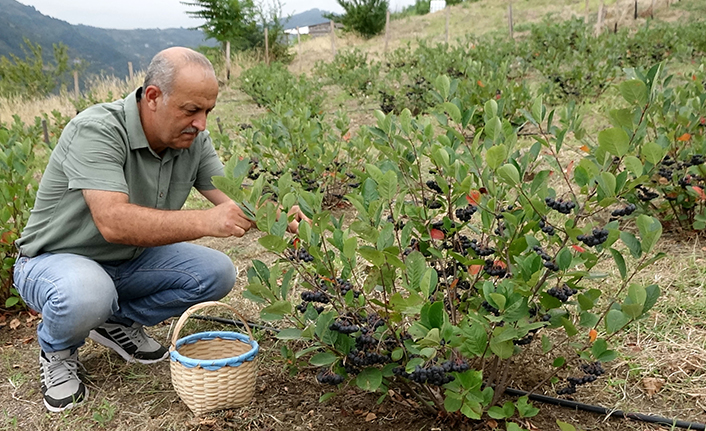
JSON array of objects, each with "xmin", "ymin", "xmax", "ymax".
[
  {"xmin": 330, "ymin": 0, "xmax": 389, "ymax": 39},
  {"xmin": 0, "ymin": 39, "xmax": 71, "ymax": 99},
  {"xmin": 182, "ymin": 0, "xmax": 259, "ymax": 51}
]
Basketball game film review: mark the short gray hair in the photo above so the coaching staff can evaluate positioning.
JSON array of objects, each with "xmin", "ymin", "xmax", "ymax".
[{"xmin": 143, "ymin": 49, "xmax": 215, "ymax": 96}]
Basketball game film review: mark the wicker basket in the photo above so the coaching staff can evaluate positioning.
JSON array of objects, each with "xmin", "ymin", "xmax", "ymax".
[{"xmin": 169, "ymin": 301, "xmax": 259, "ymax": 415}]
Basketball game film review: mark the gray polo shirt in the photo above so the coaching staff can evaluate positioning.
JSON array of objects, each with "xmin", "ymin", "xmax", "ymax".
[{"xmin": 16, "ymin": 88, "xmax": 224, "ymax": 261}]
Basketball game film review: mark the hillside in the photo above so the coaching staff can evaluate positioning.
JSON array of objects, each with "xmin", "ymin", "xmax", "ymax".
[{"xmin": 0, "ymin": 0, "xmax": 213, "ymax": 78}]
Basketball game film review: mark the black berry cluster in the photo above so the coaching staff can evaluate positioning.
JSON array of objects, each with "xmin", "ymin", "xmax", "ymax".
[
  {"xmin": 545, "ymin": 197, "xmax": 576, "ymax": 214},
  {"xmin": 689, "ymin": 154, "xmax": 705, "ymax": 166},
  {"xmin": 316, "ymin": 370, "xmax": 345, "ymax": 385},
  {"xmin": 286, "ymin": 248, "xmax": 314, "ymax": 262},
  {"xmin": 483, "ymin": 259, "xmax": 507, "ymax": 277},
  {"xmin": 547, "ymin": 284, "xmax": 578, "ymax": 302},
  {"xmin": 611, "ymin": 204, "xmax": 636, "ymax": 217},
  {"xmin": 456, "ymin": 280, "xmax": 471, "ymax": 290},
  {"xmin": 336, "ymin": 277, "xmax": 360, "ymax": 298},
  {"xmin": 426, "ymin": 180, "xmax": 443, "ymax": 194},
  {"xmin": 469, "ymin": 239, "xmax": 495, "ymax": 256},
  {"xmin": 296, "ymin": 302, "xmax": 324, "ymax": 314},
  {"xmin": 636, "ymin": 185, "xmax": 659, "ymax": 201},
  {"xmin": 386, "ymin": 215, "xmax": 405, "ymax": 230},
  {"xmin": 567, "ymin": 375, "xmax": 598, "ymax": 385},
  {"xmin": 347, "ymin": 349, "xmax": 390, "ymax": 367},
  {"xmin": 538, "ymin": 219, "xmax": 555, "ymax": 236},
  {"xmin": 455, "ymin": 205, "xmax": 478, "ymax": 222},
  {"xmin": 513, "ymin": 333, "xmax": 534, "ymax": 345},
  {"xmin": 543, "ymin": 260, "xmax": 560, "ymax": 272},
  {"xmin": 329, "ymin": 318, "xmax": 360, "ymax": 334},
  {"xmin": 425, "ymin": 198, "xmax": 443, "ymax": 209},
  {"xmin": 481, "ymin": 300, "xmax": 500, "ymax": 316},
  {"xmin": 457, "ymin": 235, "xmax": 473, "ymax": 251},
  {"xmin": 577, "ymin": 228, "xmax": 609, "ymax": 247},
  {"xmin": 393, "ymin": 364, "xmax": 456, "ymax": 386},
  {"xmin": 431, "ymin": 220, "xmax": 456, "ymax": 234},
  {"xmin": 581, "ymin": 361, "xmax": 605, "ymax": 376},
  {"xmin": 532, "ymin": 245, "xmax": 552, "ymax": 262},
  {"xmin": 301, "ymin": 291, "xmax": 330, "ymax": 303}
]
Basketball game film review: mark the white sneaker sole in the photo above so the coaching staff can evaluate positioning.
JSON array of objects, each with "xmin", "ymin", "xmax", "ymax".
[
  {"xmin": 88, "ymin": 330, "xmax": 168, "ymax": 365},
  {"xmin": 44, "ymin": 387, "xmax": 89, "ymax": 413}
]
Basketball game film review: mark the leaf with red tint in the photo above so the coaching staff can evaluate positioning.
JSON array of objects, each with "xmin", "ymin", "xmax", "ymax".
[
  {"xmin": 572, "ymin": 245, "xmax": 586, "ymax": 253},
  {"xmin": 580, "ymin": 145, "xmax": 590, "ymax": 153},
  {"xmin": 292, "ymin": 238, "xmax": 300, "ymax": 249},
  {"xmin": 493, "ymin": 260, "xmax": 506, "ymax": 269},
  {"xmin": 430, "ymin": 229, "xmax": 445, "ymax": 240},
  {"xmin": 449, "ymin": 279, "xmax": 459, "ymax": 289},
  {"xmin": 477, "ymin": 80, "xmax": 485, "ymax": 87},
  {"xmin": 466, "ymin": 190, "xmax": 481, "ymax": 205},
  {"xmin": 692, "ymin": 186, "xmax": 706, "ymax": 201},
  {"xmin": 677, "ymin": 133, "xmax": 691, "ymax": 141},
  {"xmin": 565, "ymin": 160, "xmax": 574, "ymax": 176},
  {"xmin": 469, "ymin": 265, "xmax": 483, "ymax": 275}
]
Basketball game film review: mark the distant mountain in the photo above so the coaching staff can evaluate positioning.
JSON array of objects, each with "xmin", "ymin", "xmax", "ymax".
[
  {"xmin": 282, "ymin": 9, "xmax": 332, "ymax": 30},
  {"xmin": 0, "ymin": 0, "xmax": 213, "ymax": 79}
]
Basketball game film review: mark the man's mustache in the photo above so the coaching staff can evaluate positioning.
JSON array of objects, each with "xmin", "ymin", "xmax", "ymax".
[{"xmin": 181, "ymin": 127, "xmax": 199, "ymax": 134}]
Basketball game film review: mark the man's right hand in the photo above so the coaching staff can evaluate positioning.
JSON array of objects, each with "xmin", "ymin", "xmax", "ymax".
[{"xmin": 208, "ymin": 200, "xmax": 253, "ymax": 238}]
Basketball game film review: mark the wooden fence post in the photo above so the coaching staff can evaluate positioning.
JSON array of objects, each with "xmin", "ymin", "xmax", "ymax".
[
  {"xmin": 595, "ymin": 1, "xmax": 604, "ymax": 35},
  {"xmin": 634, "ymin": 0, "xmax": 638, "ymax": 19},
  {"xmin": 225, "ymin": 41, "xmax": 231, "ymax": 81},
  {"xmin": 330, "ymin": 21, "xmax": 336, "ymax": 58},
  {"xmin": 73, "ymin": 71, "xmax": 79, "ymax": 99},
  {"xmin": 584, "ymin": 0, "xmax": 589, "ymax": 22},
  {"xmin": 128, "ymin": 61, "xmax": 133, "ymax": 81},
  {"xmin": 508, "ymin": 1, "xmax": 514, "ymax": 40},
  {"xmin": 265, "ymin": 27, "xmax": 270, "ymax": 65},
  {"xmin": 297, "ymin": 27, "xmax": 302, "ymax": 72},
  {"xmin": 216, "ymin": 117, "xmax": 224, "ymax": 134},
  {"xmin": 384, "ymin": 10, "xmax": 390, "ymax": 53},
  {"xmin": 445, "ymin": 6, "xmax": 450, "ymax": 44},
  {"xmin": 650, "ymin": 0, "xmax": 655, "ymax": 18}
]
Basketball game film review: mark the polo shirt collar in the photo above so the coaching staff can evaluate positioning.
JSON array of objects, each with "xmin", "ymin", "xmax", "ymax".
[{"xmin": 125, "ymin": 88, "xmax": 150, "ymax": 151}]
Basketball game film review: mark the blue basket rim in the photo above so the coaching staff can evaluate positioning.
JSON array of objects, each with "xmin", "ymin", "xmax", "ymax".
[{"xmin": 170, "ymin": 330, "xmax": 259, "ymax": 370}]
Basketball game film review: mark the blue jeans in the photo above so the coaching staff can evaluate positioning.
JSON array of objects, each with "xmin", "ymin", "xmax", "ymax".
[{"xmin": 13, "ymin": 243, "xmax": 236, "ymax": 353}]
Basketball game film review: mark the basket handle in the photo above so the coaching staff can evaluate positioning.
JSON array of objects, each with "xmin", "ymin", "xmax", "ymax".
[{"xmin": 170, "ymin": 301, "xmax": 254, "ymax": 349}]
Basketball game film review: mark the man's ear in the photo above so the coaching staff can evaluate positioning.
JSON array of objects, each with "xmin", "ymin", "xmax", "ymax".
[{"xmin": 142, "ymin": 85, "xmax": 162, "ymax": 110}]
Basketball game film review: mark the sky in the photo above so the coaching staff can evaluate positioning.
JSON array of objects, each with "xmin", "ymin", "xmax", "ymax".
[{"xmin": 17, "ymin": 0, "xmax": 416, "ymax": 30}]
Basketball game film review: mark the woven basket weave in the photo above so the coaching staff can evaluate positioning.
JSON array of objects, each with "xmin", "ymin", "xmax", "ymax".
[{"xmin": 169, "ymin": 301, "xmax": 259, "ymax": 415}]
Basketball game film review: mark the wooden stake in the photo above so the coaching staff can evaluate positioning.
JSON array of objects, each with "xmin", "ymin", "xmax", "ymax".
[
  {"xmin": 216, "ymin": 117, "xmax": 224, "ymax": 134},
  {"xmin": 384, "ymin": 10, "xmax": 390, "ymax": 53},
  {"xmin": 330, "ymin": 21, "xmax": 336, "ymax": 57},
  {"xmin": 445, "ymin": 6, "xmax": 450, "ymax": 44},
  {"xmin": 634, "ymin": 0, "xmax": 638, "ymax": 19},
  {"xmin": 584, "ymin": 0, "xmax": 589, "ymax": 23},
  {"xmin": 508, "ymin": 1, "xmax": 514, "ymax": 40},
  {"xmin": 297, "ymin": 27, "xmax": 302, "ymax": 72},
  {"xmin": 128, "ymin": 61, "xmax": 133, "ymax": 81},
  {"xmin": 265, "ymin": 27, "xmax": 270, "ymax": 65},
  {"xmin": 595, "ymin": 1, "xmax": 604, "ymax": 35},
  {"xmin": 650, "ymin": 0, "xmax": 655, "ymax": 18},
  {"xmin": 225, "ymin": 41, "xmax": 231, "ymax": 80},
  {"xmin": 73, "ymin": 71, "xmax": 79, "ymax": 99}
]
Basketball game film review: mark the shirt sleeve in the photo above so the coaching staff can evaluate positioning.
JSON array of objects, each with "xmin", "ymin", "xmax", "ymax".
[
  {"xmin": 60, "ymin": 118, "xmax": 129, "ymax": 194},
  {"xmin": 194, "ymin": 131, "xmax": 225, "ymax": 191}
]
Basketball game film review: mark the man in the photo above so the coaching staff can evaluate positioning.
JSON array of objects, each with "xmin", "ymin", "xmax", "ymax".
[{"xmin": 13, "ymin": 47, "xmax": 302, "ymax": 412}]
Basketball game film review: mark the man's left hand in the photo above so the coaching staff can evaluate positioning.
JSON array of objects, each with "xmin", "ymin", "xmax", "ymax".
[{"xmin": 286, "ymin": 205, "xmax": 310, "ymax": 234}]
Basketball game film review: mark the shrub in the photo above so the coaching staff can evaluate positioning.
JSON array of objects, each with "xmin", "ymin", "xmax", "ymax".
[{"xmin": 333, "ymin": 0, "xmax": 389, "ymax": 39}]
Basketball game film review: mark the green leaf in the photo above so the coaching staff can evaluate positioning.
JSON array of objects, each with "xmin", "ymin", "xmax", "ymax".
[
  {"xmin": 497, "ymin": 164, "xmax": 520, "ymax": 186},
  {"xmin": 619, "ymin": 79, "xmax": 648, "ymax": 106},
  {"xmin": 356, "ymin": 367, "xmax": 383, "ymax": 391},
  {"xmin": 623, "ymin": 155, "xmax": 643, "ymax": 177},
  {"xmin": 516, "ymin": 396, "xmax": 539, "ymax": 418},
  {"xmin": 642, "ymin": 141, "xmax": 665, "ymax": 165},
  {"xmin": 258, "ymin": 235, "xmax": 288, "ymax": 253},
  {"xmin": 435, "ymin": 75, "xmax": 451, "ymax": 100},
  {"xmin": 557, "ymin": 420, "xmax": 577, "ymax": 431},
  {"xmin": 261, "ymin": 300, "xmax": 292, "ymax": 320},
  {"xmin": 486, "ymin": 144, "xmax": 507, "ymax": 169},
  {"xmin": 310, "ymin": 352, "xmax": 337, "ymax": 366},
  {"xmin": 378, "ymin": 170, "xmax": 398, "ymax": 201},
  {"xmin": 276, "ymin": 328, "xmax": 303, "ymax": 340},
  {"xmin": 444, "ymin": 393, "xmax": 463, "ymax": 413},
  {"xmin": 405, "ymin": 251, "xmax": 426, "ymax": 292},
  {"xmin": 636, "ymin": 215, "xmax": 662, "ymax": 253},
  {"xmin": 319, "ymin": 392, "xmax": 337, "ymax": 403},
  {"xmin": 609, "ymin": 248, "xmax": 627, "ymax": 279},
  {"xmin": 428, "ymin": 301, "xmax": 444, "ymax": 329},
  {"xmin": 605, "ymin": 309, "xmax": 630, "ymax": 334},
  {"xmin": 598, "ymin": 128, "xmax": 629, "ymax": 158},
  {"xmin": 556, "ymin": 248, "xmax": 572, "ymax": 271},
  {"xmin": 620, "ymin": 231, "xmax": 642, "ymax": 258},
  {"xmin": 443, "ymin": 102, "xmax": 462, "ymax": 123}
]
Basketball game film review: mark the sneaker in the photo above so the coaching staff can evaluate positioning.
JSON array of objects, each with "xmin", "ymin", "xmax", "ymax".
[
  {"xmin": 40, "ymin": 349, "xmax": 88, "ymax": 412},
  {"xmin": 89, "ymin": 322, "xmax": 168, "ymax": 364}
]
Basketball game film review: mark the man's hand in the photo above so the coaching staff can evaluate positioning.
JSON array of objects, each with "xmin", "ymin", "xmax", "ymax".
[
  {"xmin": 208, "ymin": 200, "xmax": 254, "ymax": 238},
  {"xmin": 286, "ymin": 205, "xmax": 310, "ymax": 234}
]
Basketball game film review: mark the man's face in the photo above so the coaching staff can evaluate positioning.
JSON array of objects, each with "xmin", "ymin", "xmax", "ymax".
[{"xmin": 149, "ymin": 65, "xmax": 218, "ymax": 153}]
